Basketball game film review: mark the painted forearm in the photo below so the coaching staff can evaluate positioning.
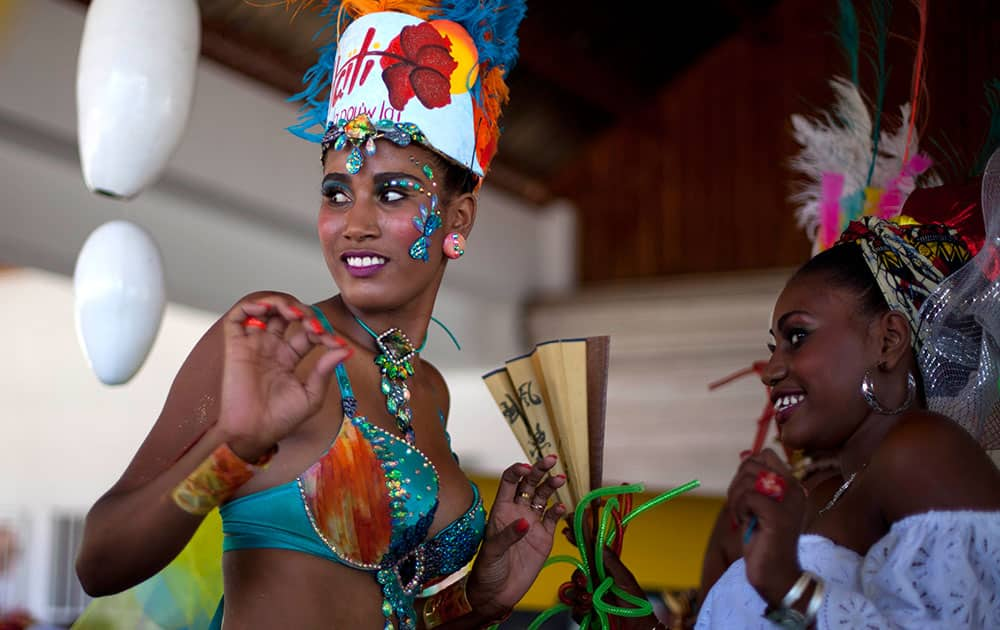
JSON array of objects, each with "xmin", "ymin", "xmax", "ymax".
[{"xmin": 75, "ymin": 424, "xmax": 240, "ymax": 595}]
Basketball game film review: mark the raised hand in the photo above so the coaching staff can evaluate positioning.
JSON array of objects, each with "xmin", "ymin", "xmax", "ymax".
[
  {"xmin": 218, "ymin": 294, "xmax": 351, "ymax": 461},
  {"xmin": 727, "ymin": 448, "xmax": 806, "ymax": 606},
  {"xmin": 466, "ymin": 455, "xmax": 568, "ymax": 620}
]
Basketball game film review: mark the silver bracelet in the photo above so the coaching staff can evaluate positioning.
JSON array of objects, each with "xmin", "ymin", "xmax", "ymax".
[
  {"xmin": 763, "ymin": 572, "xmax": 821, "ymax": 629},
  {"xmin": 804, "ymin": 575, "xmax": 826, "ymax": 623},
  {"xmin": 781, "ymin": 572, "xmax": 814, "ymax": 608}
]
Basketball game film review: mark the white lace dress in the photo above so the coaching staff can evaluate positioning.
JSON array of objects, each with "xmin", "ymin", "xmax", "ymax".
[{"xmin": 695, "ymin": 511, "xmax": 1000, "ymax": 629}]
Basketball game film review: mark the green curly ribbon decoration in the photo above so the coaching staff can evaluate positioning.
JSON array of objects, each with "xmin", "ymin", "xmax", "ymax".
[{"xmin": 514, "ymin": 480, "xmax": 700, "ymax": 630}]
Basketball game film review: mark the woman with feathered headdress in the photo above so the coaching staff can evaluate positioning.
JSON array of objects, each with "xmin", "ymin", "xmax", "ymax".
[
  {"xmin": 562, "ymin": 1, "xmax": 1000, "ymax": 628},
  {"xmin": 74, "ymin": 2, "xmax": 568, "ymax": 628}
]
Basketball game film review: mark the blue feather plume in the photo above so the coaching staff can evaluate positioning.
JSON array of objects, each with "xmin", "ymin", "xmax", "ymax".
[
  {"xmin": 837, "ymin": 0, "xmax": 860, "ymax": 86},
  {"xmin": 863, "ymin": 0, "xmax": 892, "ymax": 186},
  {"xmin": 288, "ymin": 2, "xmax": 347, "ymax": 142},
  {"xmin": 436, "ymin": 0, "xmax": 527, "ymax": 77}
]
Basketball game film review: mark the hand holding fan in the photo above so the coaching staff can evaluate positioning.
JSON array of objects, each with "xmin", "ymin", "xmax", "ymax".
[
  {"xmin": 483, "ymin": 337, "xmax": 610, "ymax": 508},
  {"xmin": 483, "ymin": 337, "xmax": 700, "ymax": 629}
]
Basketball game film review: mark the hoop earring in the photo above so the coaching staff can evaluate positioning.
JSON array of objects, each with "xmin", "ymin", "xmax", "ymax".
[
  {"xmin": 443, "ymin": 232, "xmax": 465, "ymax": 259},
  {"xmin": 861, "ymin": 369, "xmax": 916, "ymax": 415}
]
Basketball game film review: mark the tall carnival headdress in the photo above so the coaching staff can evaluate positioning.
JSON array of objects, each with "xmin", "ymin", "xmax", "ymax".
[
  {"xmin": 789, "ymin": 1, "xmax": 1000, "ymax": 453},
  {"xmin": 788, "ymin": 0, "xmax": 942, "ymax": 254},
  {"xmin": 272, "ymin": 0, "xmax": 526, "ymax": 180}
]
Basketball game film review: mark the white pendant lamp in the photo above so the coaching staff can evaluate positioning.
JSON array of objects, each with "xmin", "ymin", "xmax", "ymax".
[
  {"xmin": 74, "ymin": 221, "xmax": 166, "ymax": 385},
  {"xmin": 76, "ymin": 0, "xmax": 200, "ymax": 199}
]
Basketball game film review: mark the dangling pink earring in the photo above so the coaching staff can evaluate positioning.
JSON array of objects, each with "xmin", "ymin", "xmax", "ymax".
[{"xmin": 443, "ymin": 232, "xmax": 466, "ymax": 259}]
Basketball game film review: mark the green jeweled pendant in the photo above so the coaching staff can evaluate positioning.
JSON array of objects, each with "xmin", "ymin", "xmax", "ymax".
[
  {"xmin": 376, "ymin": 328, "xmax": 417, "ymax": 366},
  {"xmin": 360, "ymin": 323, "xmax": 421, "ymax": 443}
]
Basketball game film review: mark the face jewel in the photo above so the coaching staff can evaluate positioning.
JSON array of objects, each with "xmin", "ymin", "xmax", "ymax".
[
  {"xmin": 347, "ymin": 146, "xmax": 363, "ymax": 174},
  {"xmin": 409, "ymin": 195, "xmax": 441, "ymax": 262},
  {"xmin": 344, "ymin": 115, "xmax": 374, "ymax": 140},
  {"xmin": 322, "ymin": 114, "xmax": 427, "ymax": 175}
]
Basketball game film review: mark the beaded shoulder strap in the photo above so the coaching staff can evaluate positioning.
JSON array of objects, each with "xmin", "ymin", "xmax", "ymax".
[{"xmin": 309, "ymin": 305, "xmax": 358, "ymax": 418}]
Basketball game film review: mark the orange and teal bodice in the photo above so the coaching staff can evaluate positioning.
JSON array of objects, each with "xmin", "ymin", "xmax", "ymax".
[{"xmin": 218, "ymin": 312, "xmax": 486, "ymax": 630}]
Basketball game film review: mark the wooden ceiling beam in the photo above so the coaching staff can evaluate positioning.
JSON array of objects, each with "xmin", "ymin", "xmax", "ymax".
[
  {"xmin": 199, "ymin": 16, "xmax": 305, "ymax": 97},
  {"xmin": 514, "ymin": 18, "xmax": 643, "ymax": 116}
]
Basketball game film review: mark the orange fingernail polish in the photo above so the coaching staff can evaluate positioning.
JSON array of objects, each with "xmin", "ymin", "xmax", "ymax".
[
  {"xmin": 308, "ymin": 319, "xmax": 324, "ymax": 334},
  {"xmin": 555, "ymin": 474, "xmax": 567, "ymax": 481},
  {"xmin": 288, "ymin": 306, "xmax": 304, "ymax": 318},
  {"xmin": 244, "ymin": 317, "xmax": 266, "ymax": 330}
]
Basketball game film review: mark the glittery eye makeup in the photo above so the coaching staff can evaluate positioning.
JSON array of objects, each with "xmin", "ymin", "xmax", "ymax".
[
  {"xmin": 377, "ymin": 176, "xmax": 432, "ymax": 200},
  {"xmin": 319, "ymin": 173, "xmax": 351, "ymax": 197},
  {"xmin": 321, "ymin": 176, "xmax": 351, "ymax": 202}
]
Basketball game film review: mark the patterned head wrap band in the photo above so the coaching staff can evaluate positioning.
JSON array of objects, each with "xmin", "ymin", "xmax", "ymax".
[
  {"xmin": 824, "ymin": 150, "xmax": 999, "ymax": 451},
  {"xmin": 835, "ymin": 216, "xmax": 973, "ymax": 351}
]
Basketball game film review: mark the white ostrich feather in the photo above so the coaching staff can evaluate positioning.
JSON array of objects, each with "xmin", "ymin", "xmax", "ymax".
[
  {"xmin": 789, "ymin": 77, "xmax": 874, "ymax": 234},
  {"xmin": 871, "ymin": 103, "xmax": 911, "ymax": 186},
  {"xmin": 872, "ymin": 103, "xmax": 941, "ymax": 192}
]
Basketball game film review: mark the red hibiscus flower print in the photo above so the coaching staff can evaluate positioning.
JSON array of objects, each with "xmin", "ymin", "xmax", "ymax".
[{"xmin": 380, "ymin": 22, "xmax": 458, "ymax": 110}]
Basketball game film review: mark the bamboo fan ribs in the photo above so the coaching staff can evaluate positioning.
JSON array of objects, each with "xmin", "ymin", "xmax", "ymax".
[{"xmin": 482, "ymin": 337, "xmax": 610, "ymax": 509}]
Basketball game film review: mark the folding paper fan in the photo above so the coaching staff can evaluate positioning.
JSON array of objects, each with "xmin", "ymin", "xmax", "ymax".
[
  {"xmin": 485, "ymin": 336, "xmax": 701, "ymax": 629},
  {"xmin": 482, "ymin": 336, "xmax": 610, "ymax": 508}
]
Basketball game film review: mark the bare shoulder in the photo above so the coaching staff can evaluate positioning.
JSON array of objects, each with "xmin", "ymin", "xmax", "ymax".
[
  {"xmin": 870, "ymin": 410, "xmax": 1000, "ymax": 521},
  {"xmin": 420, "ymin": 359, "xmax": 451, "ymax": 422},
  {"xmin": 109, "ymin": 290, "xmax": 293, "ymax": 493}
]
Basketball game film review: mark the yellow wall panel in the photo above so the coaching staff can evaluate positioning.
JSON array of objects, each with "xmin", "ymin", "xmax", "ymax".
[{"xmin": 471, "ymin": 475, "xmax": 725, "ymax": 610}]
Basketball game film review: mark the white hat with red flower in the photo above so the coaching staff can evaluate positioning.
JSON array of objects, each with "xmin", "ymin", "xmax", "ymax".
[{"xmin": 274, "ymin": 1, "xmax": 527, "ymax": 179}]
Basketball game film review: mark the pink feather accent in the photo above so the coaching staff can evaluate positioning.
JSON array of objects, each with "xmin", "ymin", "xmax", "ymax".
[
  {"xmin": 877, "ymin": 153, "xmax": 933, "ymax": 219},
  {"xmin": 820, "ymin": 172, "xmax": 845, "ymax": 249}
]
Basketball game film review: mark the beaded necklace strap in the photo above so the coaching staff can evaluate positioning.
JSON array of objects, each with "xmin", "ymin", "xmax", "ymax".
[{"xmin": 309, "ymin": 305, "xmax": 358, "ymax": 418}]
